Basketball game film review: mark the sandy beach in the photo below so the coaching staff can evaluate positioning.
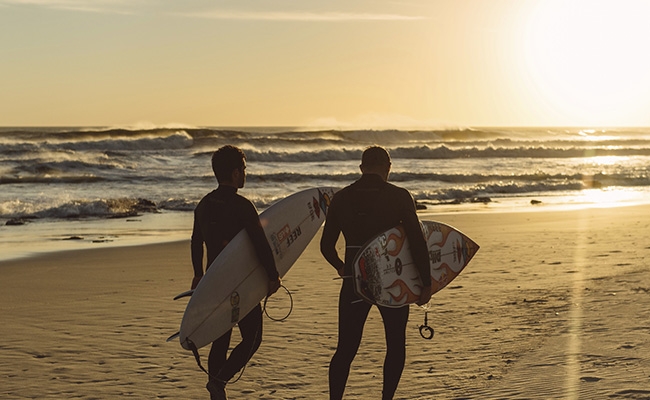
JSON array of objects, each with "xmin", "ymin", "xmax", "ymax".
[{"xmin": 1, "ymin": 204, "xmax": 649, "ymax": 399}]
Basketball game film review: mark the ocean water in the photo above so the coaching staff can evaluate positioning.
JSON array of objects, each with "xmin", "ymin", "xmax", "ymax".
[{"xmin": 1, "ymin": 126, "xmax": 649, "ymax": 260}]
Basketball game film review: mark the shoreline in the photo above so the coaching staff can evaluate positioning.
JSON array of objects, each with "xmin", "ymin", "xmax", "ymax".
[
  {"xmin": 1, "ymin": 203, "xmax": 649, "ymax": 398},
  {"xmin": 2, "ymin": 196, "xmax": 650, "ymax": 263}
]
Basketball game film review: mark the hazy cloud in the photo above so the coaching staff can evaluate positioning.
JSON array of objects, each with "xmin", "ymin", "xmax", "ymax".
[
  {"xmin": 303, "ymin": 114, "xmax": 452, "ymax": 130},
  {"xmin": 177, "ymin": 10, "xmax": 427, "ymax": 22},
  {"xmin": 1, "ymin": 0, "xmax": 135, "ymax": 13},
  {"xmin": 2, "ymin": 1, "xmax": 427, "ymax": 20}
]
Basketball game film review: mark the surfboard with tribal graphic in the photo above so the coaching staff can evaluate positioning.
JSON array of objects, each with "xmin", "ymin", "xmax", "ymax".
[{"xmin": 352, "ymin": 220, "xmax": 479, "ymax": 307}]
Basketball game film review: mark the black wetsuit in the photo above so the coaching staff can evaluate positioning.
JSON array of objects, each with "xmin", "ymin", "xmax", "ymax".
[
  {"xmin": 191, "ymin": 185, "xmax": 278, "ymax": 383},
  {"xmin": 320, "ymin": 174, "xmax": 430, "ymax": 400}
]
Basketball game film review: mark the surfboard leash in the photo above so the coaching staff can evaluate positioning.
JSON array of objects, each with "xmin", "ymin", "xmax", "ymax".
[
  {"xmin": 418, "ymin": 310, "xmax": 434, "ymax": 340},
  {"xmin": 262, "ymin": 284, "xmax": 294, "ymax": 322},
  {"xmin": 186, "ymin": 339, "xmax": 211, "ymax": 377},
  {"xmin": 186, "ymin": 329, "xmax": 262, "ymax": 385}
]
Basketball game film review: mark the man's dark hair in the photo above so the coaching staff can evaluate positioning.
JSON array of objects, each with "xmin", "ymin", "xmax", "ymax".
[
  {"xmin": 361, "ymin": 146, "xmax": 391, "ymax": 168},
  {"xmin": 211, "ymin": 145, "xmax": 246, "ymax": 183}
]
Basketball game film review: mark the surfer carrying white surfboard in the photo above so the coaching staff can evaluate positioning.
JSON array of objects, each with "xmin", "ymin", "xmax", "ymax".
[
  {"xmin": 320, "ymin": 146, "xmax": 432, "ymax": 400},
  {"xmin": 190, "ymin": 145, "xmax": 281, "ymax": 400}
]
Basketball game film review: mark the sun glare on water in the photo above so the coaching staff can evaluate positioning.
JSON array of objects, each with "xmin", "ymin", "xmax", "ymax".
[
  {"xmin": 579, "ymin": 155, "xmax": 643, "ymax": 207},
  {"xmin": 577, "ymin": 188, "xmax": 638, "ymax": 208},
  {"xmin": 521, "ymin": 0, "xmax": 650, "ymax": 125}
]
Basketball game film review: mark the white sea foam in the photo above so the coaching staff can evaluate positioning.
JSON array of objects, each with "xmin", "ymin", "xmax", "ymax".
[{"xmin": 1, "ymin": 126, "xmax": 650, "ymax": 257}]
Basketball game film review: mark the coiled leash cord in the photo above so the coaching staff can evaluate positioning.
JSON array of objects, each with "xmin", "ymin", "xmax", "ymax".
[
  {"xmin": 189, "ymin": 284, "xmax": 294, "ymax": 384},
  {"xmin": 419, "ymin": 310, "xmax": 434, "ymax": 340},
  {"xmin": 263, "ymin": 284, "xmax": 293, "ymax": 321}
]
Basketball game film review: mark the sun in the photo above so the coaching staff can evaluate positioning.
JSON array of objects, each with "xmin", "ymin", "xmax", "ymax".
[{"xmin": 520, "ymin": 0, "xmax": 650, "ymax": 125}]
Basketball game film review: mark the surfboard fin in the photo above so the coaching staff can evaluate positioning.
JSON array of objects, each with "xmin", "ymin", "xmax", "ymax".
[
  {"xmin": 166, "ymin": 331, "xmax": 180, "ymax": 342},
  {"xmin": 173, "ymin": 289, "xmax": 194, "ymax": 300}
]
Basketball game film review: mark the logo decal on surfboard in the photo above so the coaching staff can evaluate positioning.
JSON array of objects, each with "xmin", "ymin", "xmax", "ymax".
[
  {"xmin": 274, "ymin": 224, "xmax": 303, "ymax": 251},
  {"xmin": 395, "ymin": 258, "xmax": 403, "ymax": 275},
  {"xmin": 308, "ymin": 189, "xmax": 333, "ymax": 222},
  {"xmin": 276, "ymin": 224, "xmax": 291, "ymax": 243},
  {"xmin": 312, "ymin": 198, "xmax": 321, "ymax": 219},
  {"xmin": 318, "ymin": 189, "xmax": 332, "ymax": 217},
  {"xmin": 230, "ymin": 291, "xmax": 240, "ymax": 323}
]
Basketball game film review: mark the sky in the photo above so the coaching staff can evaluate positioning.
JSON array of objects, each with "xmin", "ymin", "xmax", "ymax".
[{"xmin": 2, "ymin": 0, "xmax": 650, "ymax": 128}]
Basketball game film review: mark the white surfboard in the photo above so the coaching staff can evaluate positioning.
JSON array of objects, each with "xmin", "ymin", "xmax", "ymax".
[
  {"xmin": 352, "ymin": 220, "xmax": 479, "ymax": 307},
  {"xmin": 177, "ymin": 187, "xmax": 338, "ymax": 350}
]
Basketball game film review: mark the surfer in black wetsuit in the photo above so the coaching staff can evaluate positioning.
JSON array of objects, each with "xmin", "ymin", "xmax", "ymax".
[
  {"xmin": 191, "ymin": 145, "xmax": 281, "ymax": 400},
  {"xmin": 320, "ymin": 146, "xmax": 432, "ymax": 400}
]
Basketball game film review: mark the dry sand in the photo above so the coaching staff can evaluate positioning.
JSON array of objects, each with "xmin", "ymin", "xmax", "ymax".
[{"xmin": 1, "ymin": 204, "xmax": 649, "ymax": 399}]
